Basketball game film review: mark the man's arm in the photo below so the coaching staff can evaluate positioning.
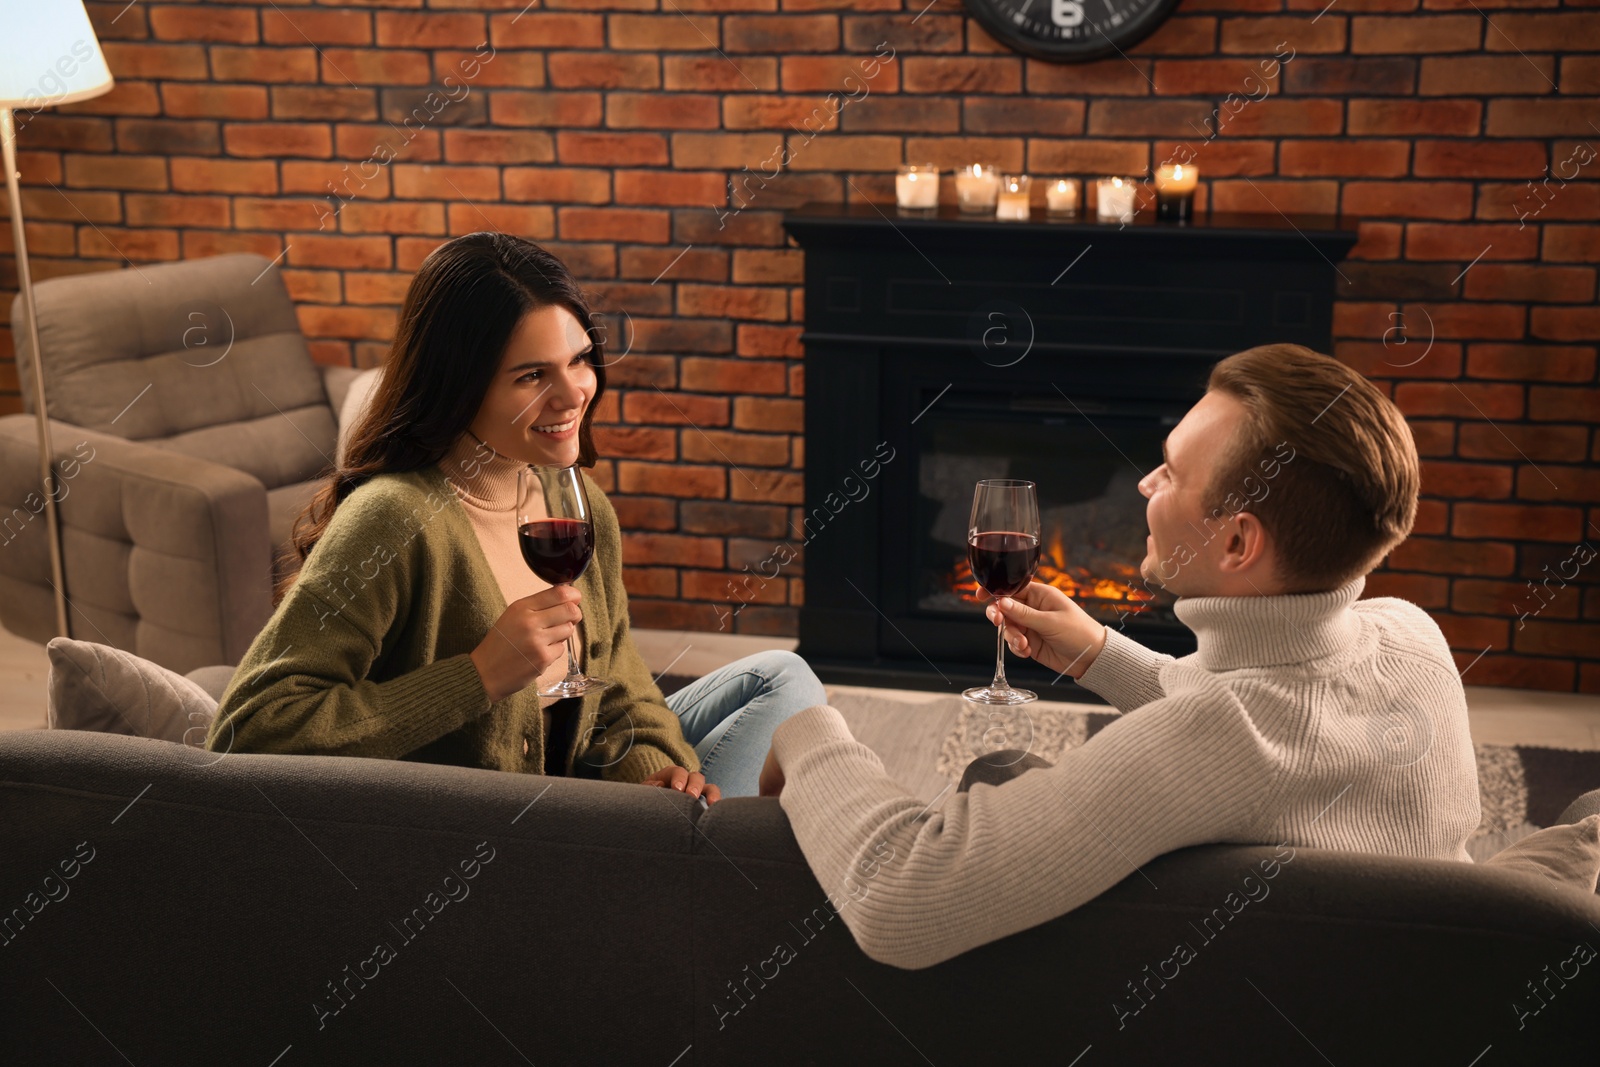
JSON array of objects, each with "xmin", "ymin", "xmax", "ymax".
[
  {"xmin": 1075, "ymin": 625, "xmax": 1176, "ymax": 713},
  {"xmin": 770, "ymin": 688, "xmax": 1271, "ymax": 970}
]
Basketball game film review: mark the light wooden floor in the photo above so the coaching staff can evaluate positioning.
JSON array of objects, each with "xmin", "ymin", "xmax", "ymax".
[{"xmin": 7, "ymin": 623, "xmax": 1600, "ymax": 750}]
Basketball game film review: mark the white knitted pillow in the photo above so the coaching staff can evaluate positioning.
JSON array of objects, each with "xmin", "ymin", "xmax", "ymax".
[
  {"xmin": 45, "ymin": 638, "xmax": 217, "ymax": 748},
  {"xmin": 1479, "ymin": 814, "xmax": 1600, "ymax": 895}
]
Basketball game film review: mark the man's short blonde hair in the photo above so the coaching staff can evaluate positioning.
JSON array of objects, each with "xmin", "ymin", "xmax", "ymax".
[{"xmin": 1205, "ymin": 343, "xmax": 1420, "ymax": 592}]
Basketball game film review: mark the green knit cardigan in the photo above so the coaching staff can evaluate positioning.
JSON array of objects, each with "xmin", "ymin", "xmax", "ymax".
[{"xmin": 206, "ymin": 464, "xmax": 700, "ymax": 783}]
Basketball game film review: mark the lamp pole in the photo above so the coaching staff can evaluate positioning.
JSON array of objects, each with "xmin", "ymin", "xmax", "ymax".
[{"xmin": 3, "ymin": 106, "xmax": 70, "ymax": 638}]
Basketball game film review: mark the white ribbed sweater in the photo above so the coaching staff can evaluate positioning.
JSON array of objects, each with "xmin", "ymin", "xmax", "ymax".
[{"xmin": 770, "ymin": 576, "xmax": 1483, "ymax": 970}]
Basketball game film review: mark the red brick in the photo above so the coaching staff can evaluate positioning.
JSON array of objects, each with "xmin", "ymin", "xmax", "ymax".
[
  {"xmin": 665, "ymin": 56, "xmax": 779, "ymax": 93},
  {"xmin": 611, "ymin": 497, "xmax": 678, "ymax": 533},
  {"xmin": 845, "ymin": 14, "xmax": 963, "ymax": 53},
  {"xmin": 1026, "ymin": 58, "xmax": 1152, "ymax": 96},
  {"xmin": 678, "ymin": 284, "xmax": 788, "ymax": 322},
  {"xmin": 556, "ymin": 131, "xmax": 668, "ymax": 167},
  {"xmin": 1454, "ymin": 502, "xmax": 1584, "ymax": 541},
  {"xmin": 1420, "ymin": 55, "xmax": 1556, "ymax": 94},
  {"xmin": 335, "ymin": 202, "xmax": 446, "ymax": 235},
  {"xmin": 233, "ymin": 197, "xmax": 324, "ymax": 231},
  {"xmin": 1465, "ymin": 265, "xmax": 1596, "ymax": 304},
  {"xmin": 1348, "ymin": 99, "xmax": 1480, "ymax": 135},
  {"xmin": 297, "ymin": 305, "xmax": 397, "ymax": 341},
  {"xmin": 1414, "ymin": 140, "xmax": 1546, "ymax": 178},
  {"xmin": 1281, "ymin": 140, "xmax": 1410, "ymax": 177},
  {"xmin": 393, "ymin": 164, "xmax": 500, "ymax": 200},
  {"xmin": 618, "ymin": 247, "xmax": 728, "ymax": 284},
  {"xmin": 1405, "ymin": 222, "xmax": 1538, "ymax": 260},
  {"xmin": 288, "ymin": 235, "xmax": 392, "ymax": 271},
  {"xmin": 1408, "ymin": 420, "xmax": 1456, "ymax": 457},
  {"xmin": 1220, "ymin": 16, "xmax": 1347, "ymax": 52},
  {"xmin": 622, "ymin": 566, "xmax": 679, "ymax": 600},
  {"xmin": 1458, "ymin": 423, "xmax": 1588, "ymax": 462},
  {"xmin": 1565, "ymin": 57, "xmax": 1600, "ymax": 94},
  {"xmin": 1361, "ymin": 571, "xmax": 1451, "ymax": 608},
  {"xmin": 1486, "ymin": 99, "xmax": 1600, "ymax": 137},
  {"xmin": 343, "ymin": 272, "xmax": 412, "ymax": 305},
  {"xmin": 1351, "ymin": 15, "xmax": 1483, "ymax": 52},
  {"xmin": 1413, "ymin": 499, "xmax": 1450, "ymax": 536},
  {"xmin": 1420, "ymin": 460, "xmax": 1514, "ymax": 499},
  {"xmin": 724, "ymin": 94, "xmax": 842, "ymax": 132},
  {"xmin": 906, "ymin": 136, "xmax": 1024, "ymax": 172},
  {"xmin": 680, "ymin": 502, "xmax": 791, "ymax": 539},
  {"xmin": 679, "ymin": 358, "xmax": 787, "ymax": 395},
  {"xmin": 283, "ymin": 162, "xmax": 390, "ymax": 201},
  {"xmin": 1478, "ymin": 182, "xmax": 1600, "ymax": 224},
  {"xmin": 1394, "ymin": 382, "xmax": 1524, "ymax": 419},
  {"xmin": 1156, "ymin": 138, "xmax": 1276, "ymax": 177},
  {"xmin": 1528, "ymin": 385, "xmax": 1600, "ymax": 421},
  {"xmin": 1217, "ymin": 99, "xmax": 1345, "ymax": 136},
  {"xmin": 736, "ymin": 324, "xmax": 804, "ymax": 358},
  {"xmin": 624, "ymin": 392, "xmax": 731, "ymax": 427},
  {"xmin": 1089, "ymin": 100, "xmax": 1219, "ymax": 137},
  {"xmin": 1343, "ymin": 181, "xmax": 1474, "ymax": 219},
  {"xmin": 503, "ymin": 167, "xmax": 611, "ymax": 205},
  {"xmin": 1453, "ymin": 579, "xmax": 1575, "ymax": 619},
  {"xmin": 730, "ymin": 251, "xmax": 803, "ymax": 287},
  {"xmin": 548, "ymin": 53, "xmax": 659, "ymax": 90},
  {"xmin": 490, "ymin": 13, "xmax": 602, "ymax": 49},
  {"xmin": 1544, "ymin": 225, "xmax": 1600, "ymax": 262},
  {"xmin": 1531, "ymin": 308, "xmax": 1600, "ymax": 343},
  {"xmin": 681, "ymin": 430, "xmax": 790, "ymax": 467},
  {"xmin": 614, "ymin": 170, "xmax": 724, "ymax": 207},
  {"xmin": 209, "ymin": 46, "xmax": 318, "ymax": 84},
  {"xmin": 1516, "ymin": 621, "xmax": 1600, "ymax": 658},
  {"xmin": 1212, "ymin": 180, "xmax": 1340, "ymax": 214},
  {"xmin": 1389, "ymin": 537, "xmax": 1518, "ymax": 575},
  {"xmin": 102, "ymin": 41, "xmax": 209, "ymax": 79},
  {"xmin": 1027, "ymin": 140, "xmax": 1151, "ymax": 177},
  {"xmin": 1334, "ymin": 301, "xmax": 1400, "ymax": 338},
  {"xmin": 622, "ymin": 532, "xmax": 723, "ymax": 568},
  {"xmin": 376, "ymin": 12, "xmax": 487, "ymax": 48},
  {"xmin": 1461, "ymin": 654, "xmax": 1574, "ymax": 692},
  {"xmin": 1466, "ymin": 345, "xmax": 1597, "ymax": 382},
  {"xmin": 629, "ymin": 318, "xmax": 735, "ymax": 353},
  {"xmin": 671, "ymin": 132, "xmax": 786, "ymax": 170},
  {"xmin": 728, "ymin": 470, "xmax": 802, "ymax": 504},
  {"xmin": 724, "ymin": 15, "xmax": 839, "ymax": 52},
  {"xmin": 964, "ymin": 98, "xmax": 1086, "ymax": 136},
  {"xmin": 1153, "ymin": 57, "xmax": 1284, "ymax": 95},
  {"xmin": 1485, "ymin": 12, "xmax": 1600, "ymax": 51},
  {"xmin": 733, "ymin": 396, "xmax": 802, "ymax": 433},
  {"xmin": 618, "ymin": 461, "xmax": 726, "ymax": 499},
  {"xmin": 1424, "ymin": 302, "xmax": 1526, "ymax": 339},
  {"xmin": 77, "ymin": 226, "xmax": 178, "ymax": 262},
  {"xmin": 609, "ymin": 13, "xmax": 718, "ymax": 51},
  {"xmin": 1436, "ymin": 614, "xmax": 1511, "ymax": 651},
  {"xmin": 560, "ymin": 207, "xmax": 669, "ymax": 243},
  {"xmin": 149, "ymin": 5, "xmax": 259, "ymax": 43},
  {"xmin": 1517, "ymin": 464, "xmax": 1600, "ymax": 503},
  {"xmin": 224, "ymin": 124, "xmax": 332, "ymax": 159},
  {"xmin": 262, "ymin": 9, "xmax": 372, "ymax": 46},
  {"xmin": 173, "ymin": 157, "xmax": 281, "ymax": 195},
  {"xmin": 607, "ymin": 93, "xmax": 720, "ymax": 130},
  {"xmin": 902, "ymin": 57, "xmax": 1018, "ymax": 94},
  {"xmin": 491, "ymin": 92, "xmax": 603, "ymax": 129}
]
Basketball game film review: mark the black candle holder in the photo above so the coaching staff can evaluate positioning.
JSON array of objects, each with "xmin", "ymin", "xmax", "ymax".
[{"xmin": 1156, "ymin": 192, "xmax": 1194, "ymax": 221}]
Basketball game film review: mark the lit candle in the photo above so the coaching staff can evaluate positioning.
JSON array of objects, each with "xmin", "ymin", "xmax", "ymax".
[
  {"xmin": 1154, "ymin": 163, "xmax": 1199, "ymax": 221},
  {"xmin": 995, "ymin": 174, "xmax": 1031, "ymax": 220},
  {"xmin": 954, "ymin": 163, "xmax": 1000, "ymax": 213},
  {"xmin": 1045, "ymin": 177, "xmax": 1079, "ymax": 216},
  {"xmin": 1096, "ymin": 176, "xmax": 1137, "ymax": 223},
  {"xmin": 895, "ymin": 163, "xmax": 940, "ymax": 211}
]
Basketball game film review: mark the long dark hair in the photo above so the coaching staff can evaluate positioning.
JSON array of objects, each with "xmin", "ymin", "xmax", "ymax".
[{"xmin": 275, "ymin": 232, "xmax": 606, "ymax": 605}]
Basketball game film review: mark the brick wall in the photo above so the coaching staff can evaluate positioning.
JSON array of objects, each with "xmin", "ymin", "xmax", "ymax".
[{"xmin": 1, "ymin": 0, "xmax": 1596, "ymax": 691}]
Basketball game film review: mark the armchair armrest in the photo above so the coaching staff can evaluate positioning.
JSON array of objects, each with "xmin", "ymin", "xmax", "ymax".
[
  {"xmin": 0, "ymin": 414, "xmax": 273, "ymax": 673},
  {"xmin": 319, "ymin": 362, "xmax": 364, "ymax": 420}
]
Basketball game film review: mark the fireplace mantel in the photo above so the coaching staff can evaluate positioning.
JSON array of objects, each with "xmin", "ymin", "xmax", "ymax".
[{"xmin": 782, "ymin": 203, "xmax": 1361, "ymax": 697}]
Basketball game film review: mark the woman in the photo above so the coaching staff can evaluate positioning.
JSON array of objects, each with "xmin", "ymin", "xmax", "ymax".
[{"xmin": 207, "ymin": 232, "xmax": 825, "ymax": 801}]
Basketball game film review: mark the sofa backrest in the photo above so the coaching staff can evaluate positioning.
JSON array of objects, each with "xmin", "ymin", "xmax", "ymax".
[
  {"xmin": 2, "ymin": 728, "xmax": 1597, "ymax": 1064},
  {"xmin": 11, "ymin": 254, "xmax": 335, "ymax": 491}
]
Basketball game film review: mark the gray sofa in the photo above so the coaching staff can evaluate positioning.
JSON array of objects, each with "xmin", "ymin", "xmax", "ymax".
[
  {"xmin": 2, "ymin": 726, "xmax": 1596, "ymax": 1065},
  {"xmin": 0, "ymin": 254, "xmax": 370, "ymax": 674}
]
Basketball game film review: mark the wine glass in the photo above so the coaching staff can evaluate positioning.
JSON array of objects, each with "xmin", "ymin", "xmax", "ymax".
[
  {"xmin": 517, "ymin": 465, "xmax": 612, "ymax": 698},
  {"xmin": 963, "ymin": 479, "xmax": 1041, "ymax": 706}
]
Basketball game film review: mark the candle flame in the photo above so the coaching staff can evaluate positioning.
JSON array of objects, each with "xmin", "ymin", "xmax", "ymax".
[{"xmin": 1173, "ymin": 164, "xmax": 1184, "ymax": 180}]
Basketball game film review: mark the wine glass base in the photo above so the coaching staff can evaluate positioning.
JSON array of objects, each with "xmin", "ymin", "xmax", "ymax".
[
  {"xmin": 538, "ymin": 676, "xmax": 613, "ymax": 699},
  {"xmin": 962, "ymin": 684, "xmax": 1037, "ymax": 706}
]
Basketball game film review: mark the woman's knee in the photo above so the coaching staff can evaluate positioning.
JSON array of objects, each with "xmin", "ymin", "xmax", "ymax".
[{"xmin": 755, "ymin": 649, "xmax": 827, "ymax": 702}]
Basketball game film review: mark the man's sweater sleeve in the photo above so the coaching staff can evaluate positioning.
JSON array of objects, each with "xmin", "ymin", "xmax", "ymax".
[
  {"xmin": 1074, "ymin": 626, "xmax": 1174, "ymax": 712},
  {"xmin": 207, "ymin": 488, "xmax": 490, "ymax": 758},
  {"xmin": 771, "ymin": 689, "xmax": 1272, "ymax": 970}
]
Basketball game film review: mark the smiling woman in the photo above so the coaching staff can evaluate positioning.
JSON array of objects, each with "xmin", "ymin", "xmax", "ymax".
[{"xmin": 207, "ymin": 232, "xmax": 825, "ymax": 798}]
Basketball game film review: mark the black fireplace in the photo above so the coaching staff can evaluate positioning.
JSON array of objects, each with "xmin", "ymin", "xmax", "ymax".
[{"xmin": 783, "ymin": 203, "xmax": 1359, "ymax": 700}]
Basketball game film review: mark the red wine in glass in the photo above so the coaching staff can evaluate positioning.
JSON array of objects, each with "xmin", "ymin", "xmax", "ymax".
[
  {"xmin": 968, "ymin": 532, "xmax": 1040, "ymax": 598},
  {"xmin": 963, "ymin": 480, "xmax": 1041, "ymax": 706},
  {"xmin": 517, "ymin": 465, "xmax": 612, "ymax": 698},
  {"xmin": 518, "ymin": 518, "xmax": 594, "ymax": 586}
]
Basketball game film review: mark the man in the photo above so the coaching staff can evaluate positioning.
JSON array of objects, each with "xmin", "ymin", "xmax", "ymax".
[{"xmin": 759, "ymin": 344, "xmax": 1481, "ymax": 970}]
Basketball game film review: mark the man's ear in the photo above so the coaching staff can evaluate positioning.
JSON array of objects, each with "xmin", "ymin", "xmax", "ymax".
[{"xmin": 1218, "ymin": 510, "xmax": 1274, "ymax": 577}]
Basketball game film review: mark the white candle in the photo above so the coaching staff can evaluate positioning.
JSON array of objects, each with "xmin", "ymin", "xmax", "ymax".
[
  {"xmin": 955, "ymin": 163, "xmax": 999, "ymax": 213},
  {"xmin": 895, "ymin": 164, "xmax": 939, "ymax": 210},
  {"xmin": 1045, "ymin": 177, "xmax": 1079, "ymax": 216},
  {"xmin": 1096, "ymin": 176, "xmax": 1136, "ymax": 222},
  {"xmin": 995, "ymin": 174, "xmax": 1030, "ymax": 220}
]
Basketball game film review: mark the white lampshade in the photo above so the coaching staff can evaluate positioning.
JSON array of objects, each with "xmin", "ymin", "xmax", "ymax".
[{"xmin": 0, "ymin": 2, "xmax": 113, "ymax": 110}]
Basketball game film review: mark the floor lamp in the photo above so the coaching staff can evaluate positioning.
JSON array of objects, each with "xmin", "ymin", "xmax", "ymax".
[{"xmin": 1, "ymin": 5, "xmax": 114, "ymax": 638}]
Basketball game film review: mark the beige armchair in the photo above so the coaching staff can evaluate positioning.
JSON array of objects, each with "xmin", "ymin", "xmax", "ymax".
[{"xmin": 0, "ymin": 253, "xmax": 377, "ymax": 674}]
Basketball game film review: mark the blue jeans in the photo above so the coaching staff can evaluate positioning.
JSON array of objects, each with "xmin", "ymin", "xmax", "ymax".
[{"xmin": 664, "ymin": 650, "xmax": 827, "ymax": 798}]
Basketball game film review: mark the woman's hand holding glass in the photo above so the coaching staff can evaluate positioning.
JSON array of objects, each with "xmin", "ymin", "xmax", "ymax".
[{"xmin": 468, "ymin": 585, "xmax": 583, "ymax": 704}]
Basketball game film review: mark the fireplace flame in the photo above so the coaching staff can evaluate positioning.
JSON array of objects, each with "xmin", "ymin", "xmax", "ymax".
[{"xmin": 949, "ymin": 526, "xmax": 1155, "ymax": 615}]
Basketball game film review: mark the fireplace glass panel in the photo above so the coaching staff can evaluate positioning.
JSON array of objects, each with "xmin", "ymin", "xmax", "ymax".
[{"xmin": 912, "ymin": 394, "xmax": 1181, "ymax": 631}]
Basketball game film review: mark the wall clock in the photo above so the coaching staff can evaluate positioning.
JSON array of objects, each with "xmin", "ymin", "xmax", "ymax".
[{"xmin": 963, "ymin": 0, "xmax": 1185, "ymax": 63}]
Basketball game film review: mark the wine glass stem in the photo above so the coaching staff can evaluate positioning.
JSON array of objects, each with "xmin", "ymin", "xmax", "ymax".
[
  {"xmin": 562, "ymin": 582, "xmax": 582, "ymax": 683},
  {"xmin": 993, "ymin": 615, "xmax": 1010, "ymax": 691}
]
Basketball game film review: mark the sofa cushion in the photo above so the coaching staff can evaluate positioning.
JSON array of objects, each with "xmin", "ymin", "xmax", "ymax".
[
  {"xmin": 46, "ymin": 636, "xmax": 216, "ymax": 747},
  {"xmin": 1480, "ymin": 814, "xmax": 1600, "ymax": 894}
]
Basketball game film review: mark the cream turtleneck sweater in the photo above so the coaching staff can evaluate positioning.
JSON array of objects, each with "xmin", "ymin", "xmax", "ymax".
[
  {"xmin": 770, "ymin": 576, "xmax": 1483, "ymax": 970},
  {"xmin": 436, "ymin": 432, "xmax": 578, "ymax": 723}
]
